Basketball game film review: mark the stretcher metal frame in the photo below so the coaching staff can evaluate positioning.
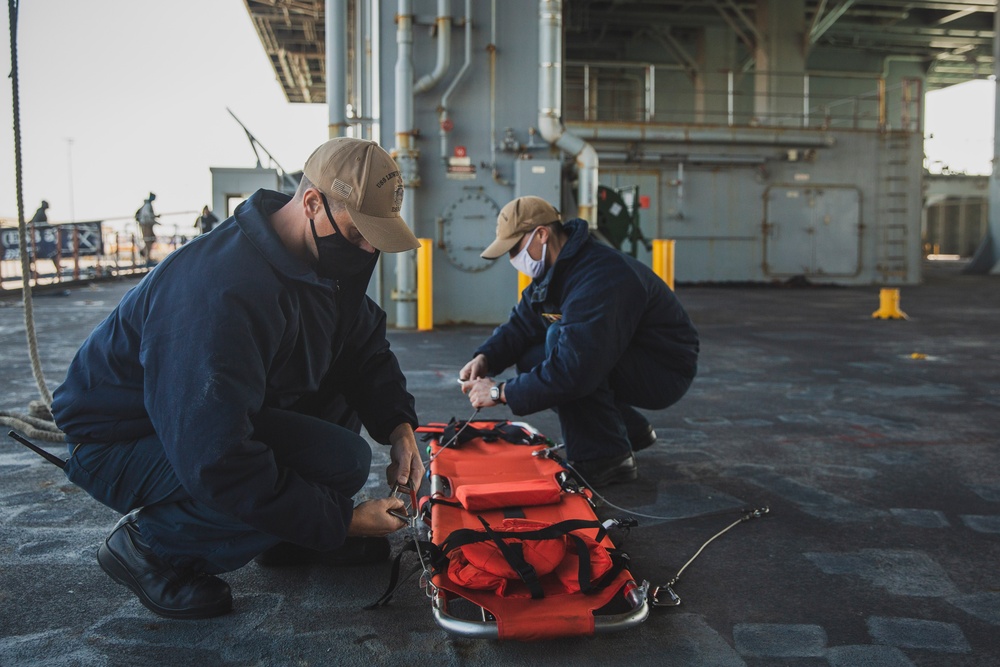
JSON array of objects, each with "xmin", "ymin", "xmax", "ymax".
[{"xmin": 421, "ymin": 420, "xmax": 650, "ymax": 640}]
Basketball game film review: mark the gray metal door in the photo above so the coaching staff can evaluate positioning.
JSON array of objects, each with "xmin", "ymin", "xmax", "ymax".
[{"xmin": 764, "ymin": 185, "xmax": 861, "ymax": 277}]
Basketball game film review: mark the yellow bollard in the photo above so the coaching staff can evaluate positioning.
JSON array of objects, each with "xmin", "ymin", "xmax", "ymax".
[
  {"xmin": 518, "ymin": 271, "xmax": 531, "ymax": 301},
  {"xmin": 417, "ymin": 239, "xmax": 433, "ymax": 331},
  {"xmin": 652, "ymin": 239, "xmax": 676, "ymax": 290},
  {"xmin": 872, "ymin": 288, "xmax": 908, "ymax": 320}
]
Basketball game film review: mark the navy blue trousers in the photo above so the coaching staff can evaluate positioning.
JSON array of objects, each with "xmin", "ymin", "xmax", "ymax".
[
  {"xmin": 64, "ymin": 407, "xmax": 371, "ymax": 574},
  {"xmin": 516, "ymin": 323, "xmax": 693, "ymax": 461}
]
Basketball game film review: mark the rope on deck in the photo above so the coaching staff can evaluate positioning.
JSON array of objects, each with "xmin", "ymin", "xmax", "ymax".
[{"xmin": 3, "ymin": 0, "xmax": 65, "ymax": 445}]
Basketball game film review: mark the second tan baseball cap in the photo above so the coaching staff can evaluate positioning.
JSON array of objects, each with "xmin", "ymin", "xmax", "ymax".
[
  {"xmin": 303, "ymin": 138, "xmax": 421, "ymax": 253},
  {"xmin": 481, "ymin": 196, "xmax": 562, "ymax": 259}
]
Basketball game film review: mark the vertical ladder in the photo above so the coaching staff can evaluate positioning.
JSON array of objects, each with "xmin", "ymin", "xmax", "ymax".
[{"xmin": 876, "ymin": 131, "xmax": 912, "ymax": 283}]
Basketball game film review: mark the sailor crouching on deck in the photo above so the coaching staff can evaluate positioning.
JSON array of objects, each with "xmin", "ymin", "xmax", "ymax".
[
  {"xmin": 461, "ymin": 196, "xmax": 699, "ymax": 489},
  {"xmin": 50, "ymin": 138, "xmax": 423, "ymax": 620}
]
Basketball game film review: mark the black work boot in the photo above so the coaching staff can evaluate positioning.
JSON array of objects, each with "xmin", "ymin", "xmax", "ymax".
[
  {"xmin": 255, "ymin": 536, "xmax": 391, "ymax": 567},
  {"xmin": 569, "ymin": 453, "xmax": 638, "ymax": 489},
  {"xmin": 628, "ymin": 424, "xmax": 658, "ymax": 452},
  {"xmin": 97, "ymin": 511, "xmax": 232, "ymax": 619}
]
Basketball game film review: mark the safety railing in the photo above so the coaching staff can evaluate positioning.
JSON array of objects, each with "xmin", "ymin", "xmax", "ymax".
[
  {"xmin": 0, "ymin": 223, "xmax": 190, "ymax": 291},
  {"xmin": 564, "ymin": 63, "xmax": 922, "ymax": 132}
]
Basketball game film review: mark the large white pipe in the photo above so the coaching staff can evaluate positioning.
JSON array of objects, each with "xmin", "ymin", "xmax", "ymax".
[
  {"xmin": 395, "ymin": 0, "xmax": 418, "ymax": 328},
  {"xmin": 326, "ymin": 0, "xmax": 348, "ymax": 137},
  {"xmin": 440, "ymin": 0, "xmax": 472, "ymax": 159},
  {"xmin": 415, "ymin": 0, "xmax": 452, "ymax": 94},
  {"xmin": 538, "ymin": 0, "xmax": 597, "ymax": 226}
]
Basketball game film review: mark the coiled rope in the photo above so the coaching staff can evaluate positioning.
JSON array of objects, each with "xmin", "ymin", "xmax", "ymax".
[{"xmin": 2, "ymin": 0, "xmax": 64, "ymax": 442}]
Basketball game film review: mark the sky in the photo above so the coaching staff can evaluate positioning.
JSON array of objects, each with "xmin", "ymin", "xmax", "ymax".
[
  {"xmin": 0, "ymin": 0, "xmax": 329, "ymax": 232},
  {"xmin": 0, "ymin": 1, "xmax": 995, "ymax": 233},
  {"xmin": 924, "ymin": 78, "xmax": 995, "ymax": 176}
]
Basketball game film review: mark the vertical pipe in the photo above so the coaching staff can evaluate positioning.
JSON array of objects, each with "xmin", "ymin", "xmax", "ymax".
[
  {"xmin": 803, "ymin": 73, "xmax": 809, "ymax": 127},
  {"xmin": 676, "ymin": 162, "xmax": 684, "ymax": 219},
  {"xmin": 877, "ymin": 77, "xmax": 886, "ymax": 130},
  {"xmin": 537, "ymin": 0, "xmax": 598, "ymax": 225},
  {"xmin": 395, "ymin": 0, "xmax": 418, "ymax": 328},
  {"xmin": 353, "ymin": 0, "xmax": 365, "ymax": 137},
  {"xmin": 646, "ymin": 65, "xmax": 655, "ymax": 122},
  {"xmin": 986, "ymin": 5, "xmax": 1000, "ymax": 272},
  {"xmin": 326, "ymin": 0, "xmax": 348, "ymax": 138},
  {"xmin": 417, "ymin": 238, "xmax": 433, "ymax": 330},
  {"xmin": 370, "ymin": 0, "xmax": 381, "ymax": 144},
  {"xmin": 728, "ymin": 70, "xmax": 734, "ymax": 126},
  {"xmin": 415, "ymin": 0, "xmax": 452, "ymax": 93},
  {"xmin": 440, "ymin": 0, "xmax": 473, "ymax": 160}
]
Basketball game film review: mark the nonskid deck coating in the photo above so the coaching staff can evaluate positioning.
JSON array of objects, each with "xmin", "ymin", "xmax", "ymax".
[{"xmin": 1, "ymin": 261, "xmax": 999, "ymax": 666}]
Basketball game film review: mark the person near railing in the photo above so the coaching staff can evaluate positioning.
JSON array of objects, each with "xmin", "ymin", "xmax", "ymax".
[
  {"xmin": 194, "ymin": 205, "xmax": 219, "ymax": 235},
  {"xmin": 135, "ymin": 192, "xmax": 159, "ymax": 263},
  {"xmin": 29, "ymin": 199, "xmax": 62, "ymax": 279}
]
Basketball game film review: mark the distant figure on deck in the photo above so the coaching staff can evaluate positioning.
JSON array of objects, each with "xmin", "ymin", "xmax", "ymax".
[
  {"xmin": 135, "ymin": 193, "xmax": 159, "ymax": 261},
  {"xmin": 29, "ymin": 199, "xmax": 62, "ymax": 277},
  {"xmin": 30, "ymin": 200, "xmax": 49, "ymax": 224},
  {"xmin": 195, "ymin": 205, "xmax": 219, "ymax": 235}
]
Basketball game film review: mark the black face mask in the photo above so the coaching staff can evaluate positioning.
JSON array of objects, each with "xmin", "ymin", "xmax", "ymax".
[{"xmin": 310, "ymin": 195, "xmax": 379, "ymax": 280}]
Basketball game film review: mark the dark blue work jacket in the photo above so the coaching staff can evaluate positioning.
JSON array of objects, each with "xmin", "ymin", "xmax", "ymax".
[
  {"xmin": 51, "ymin": 190, "xmax": 417, "ymax": 551},
  {"xmin": 475, "ymin": 219, "xmax": 699, "ymax": 417}
]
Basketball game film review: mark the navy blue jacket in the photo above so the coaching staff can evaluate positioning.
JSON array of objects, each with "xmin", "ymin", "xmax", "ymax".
[
  {"xmin": 51, "ymin": 190, "xmax": 417, "ymax": 551},
  {"xmin": 475, "ymin": 219, "xmax": 698, "ymax": 417}
]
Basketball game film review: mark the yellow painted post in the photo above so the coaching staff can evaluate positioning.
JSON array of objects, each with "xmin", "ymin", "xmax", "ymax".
[
  {"xmin": 518, "ymin": 271, "xmax": 532, "ymax": 300},
  {"xmin": 652, "ymin": 239, "xmax": 675, "ymax": 290},
  {"xmin": 871, "ymin": 288, "xmax": 908, "ymax": 320},
  {"xmin": 417, "ymin": 239, "xmax": 433, "ymax": 331}
]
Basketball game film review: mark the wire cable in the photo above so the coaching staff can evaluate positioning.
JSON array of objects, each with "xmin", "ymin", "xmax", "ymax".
[
  {"xmin": 560, "ymin": 459, "xmax": 760, "ymax": 524},
  {"xmin": 425, "ymin": 407, "xmax": 480, "ymax": 464}
]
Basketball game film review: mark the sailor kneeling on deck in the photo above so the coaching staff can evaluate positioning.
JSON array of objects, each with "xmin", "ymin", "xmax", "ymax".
[
  {"xmin": 51, "ymin": 138, "xmax": 423, "ymax": 620},
  {"xmin": 460, "ymin": 196, "xmax": 699, "ymax": 489}
]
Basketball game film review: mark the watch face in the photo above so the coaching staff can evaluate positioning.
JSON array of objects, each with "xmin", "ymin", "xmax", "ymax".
[{"xmin": 490, "ymin": 385, "xmax": 500, "ymax": 400}]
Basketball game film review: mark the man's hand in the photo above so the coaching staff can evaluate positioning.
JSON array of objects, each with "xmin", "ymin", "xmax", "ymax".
[
  {"xmin": 347, "ymin": 497, "xmax": 408, "ymax": 536},
  {"xmin": 459, "ymin": 354, "xmax": 490, "ymax": 382},
  {"xmin": 462, "ymin": 377, "xmax": 503, "ymax": 409},
  {"xmin": 386, "ymin": 423, "xmax": 424, "ymax": 492}
]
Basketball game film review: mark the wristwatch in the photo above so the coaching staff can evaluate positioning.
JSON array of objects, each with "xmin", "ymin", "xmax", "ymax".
[{"xmin": 490, "ymin": 381, "xmax": 505, "ymax": 404}]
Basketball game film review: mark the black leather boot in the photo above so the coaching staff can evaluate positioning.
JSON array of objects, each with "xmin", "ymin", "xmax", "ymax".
[
  {"xmin": 569, "ymin": 452, "xmax": 638, "ymax": 488},
  {"xmin": 97, "ymin": 511, "xmax": 232, "ymax": 619},
  {"xmin": 628, "ymin": 424, "xmax": 658, "ymax": 452}
]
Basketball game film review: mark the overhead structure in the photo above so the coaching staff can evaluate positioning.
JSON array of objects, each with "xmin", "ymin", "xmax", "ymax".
[
  {"xmin": 247, "ymin": 1, "xmax": 997, "ymax": 102},
  {"xmin": 241, "ymin": 1, "xmax": 1000, "ymax": 325}
]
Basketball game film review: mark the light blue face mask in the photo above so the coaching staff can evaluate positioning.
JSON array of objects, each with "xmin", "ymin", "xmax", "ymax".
[{"xmin": 509, "ymin": 228, "xmax": 547, "ymax": 278}]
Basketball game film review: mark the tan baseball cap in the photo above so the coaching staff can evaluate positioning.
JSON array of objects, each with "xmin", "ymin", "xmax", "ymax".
[
  {"xmin": 303, "ymin": 138, "xmax": 421, "ymax": 252},
  {"xmin": 481, "ymin": 196, "xmax": 562, "ymax": 259}
]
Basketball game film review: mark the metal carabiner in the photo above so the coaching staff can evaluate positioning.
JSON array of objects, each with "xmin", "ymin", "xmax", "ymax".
[
  {"xmin": 387, "ymin": 481, "xmax": 420, "ymax": 527},
  {"xmin": 650, "ymin": 583, "xmax": 682, "ymax": 607}
]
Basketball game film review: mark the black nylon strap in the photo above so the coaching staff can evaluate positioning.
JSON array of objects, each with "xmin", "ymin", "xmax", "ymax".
[
  {"xmin": 567, "ymin": 534, "xmax": 593, "ymax": 593},
  {"xmin": 439, "ymin": 518, "xmax": 607, "ymax": 555},
  {"xmin": 366, "ymin": 541, "xmax": 419, "ymax": 609},
  {"xmin": 478, "ymin": 516, "xmax": 545, "ymax": 599},
  {"xmin": 439, "ymin": 419, "xmax": 547, "ymax": 449},
  {"xmin": 589, "ymin": 549, "xmax": 630, "ymax": 593},
  {"xmin": 365, "ymin": 539, "xmax": 444, "ymax": 609},
  {"xmin": 426, "ymin": 497, "xmax": 463, "ymax": 510}
]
